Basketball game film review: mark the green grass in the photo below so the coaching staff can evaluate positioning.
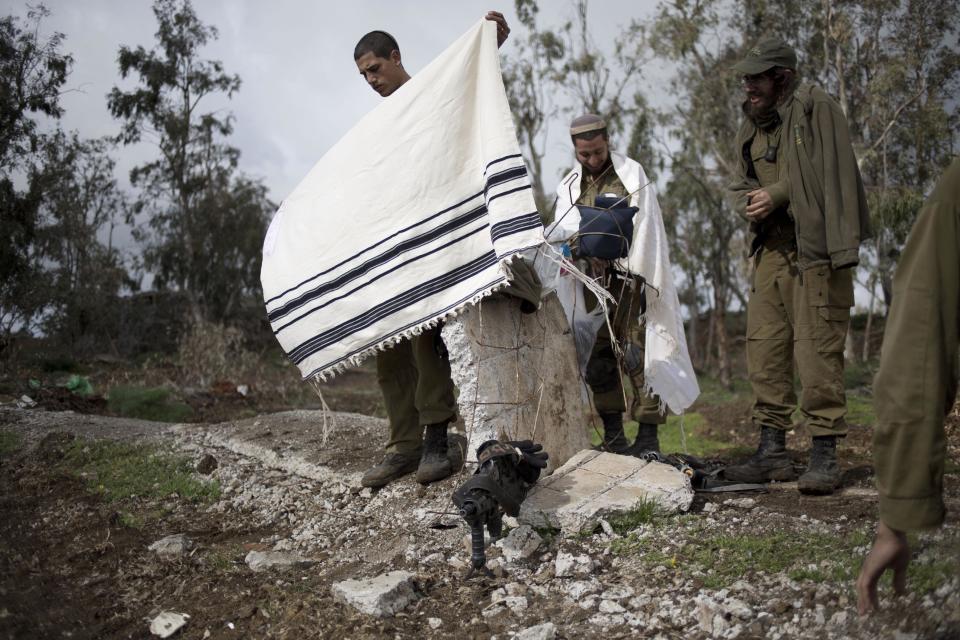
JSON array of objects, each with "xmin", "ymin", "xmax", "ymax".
[
  {"xmin": 0, "ymin": 431, "xmax": 22, "ymax": 457},
  {"xmin": 845, "ymin": 394, "xmax": 876, "ymax": 426},
  {"xmin": 62, "ymin": 439, "xmax": 219, "ymax": 503},
  {"xmin": 107, "ymin": 385, "xmax": 194, "ymax": 423},
  {"xmin": 844, "ymin": 360, "xmax": 877, "ymax": 389},
  {"xmin": 605, "ymin": 499, "xmax": 664, "ymax": 535},
  {"xmin": 588, "ymin": 412, "xmax": 734, "ymax": 457},
  {"xmin": 612, "ymin": 526, "xmax": 957, "ymax": 594},
  {"xmin": 695, "ymin": 376, "xmax": 753, "ymax": 405}
]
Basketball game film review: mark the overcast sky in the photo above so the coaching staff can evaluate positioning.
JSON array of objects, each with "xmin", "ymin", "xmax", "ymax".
[{"xmin": 21, "ymin": 0, "xmax": 666, "ymax": 206}]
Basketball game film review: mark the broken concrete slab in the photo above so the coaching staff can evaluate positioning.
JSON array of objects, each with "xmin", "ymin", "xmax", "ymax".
[
  {"xmin": 244, "ymin": 550, "xmax": 313, "ymax": 572},
  {"xmin": 516, "ymin": 622, "xmax": 558, "ymax": 640},
  {"xmin": 331, "ymin": 570, "xmax": 418, "ymax": 617},
  {"xmin": 442, "ymin": 293, "xmax": 589, "ymax": 472},
  {"xmin": 518, "ymin": 450, "xmax": 694, "ymax": 534}
]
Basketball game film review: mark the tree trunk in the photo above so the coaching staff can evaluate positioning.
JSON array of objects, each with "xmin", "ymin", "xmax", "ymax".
[{"xmin": 862, "ymin": 273, "xmax": 877, "ymax": 362}]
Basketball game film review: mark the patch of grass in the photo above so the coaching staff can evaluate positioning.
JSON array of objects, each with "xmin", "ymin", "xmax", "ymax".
[
  {"xmin": 0, "ymin": 430, "xmax": 22, "ymax": 456},
  {"xmin": 845, "ymin": 394, "xmax": 876, "ymax": 426},
  {"xmin": 606, "ymin": 499, "xmax": 664, "ymax": 535},
  {"xmin": 587, "ymin": 412, "xmax": 734, "ymax": 457},
  {"xmin": 117, "ymin": 511, "xmax": 143, "ymax": 529},
  {"xmin": 844, "ymin": 360, "xmax": 877, "ymax": 389},
  {"xmin": 694, "ymin": 375, "xmax": 753, "ymax": 405},
  {"xmin": 944, "ymin": 460, "xmax": 960, "ymax": 476},
  {"xmin": 107, "ymin": 385, "xmax": 194, "ymax": 423},
  {"xmin": 62, "ymin": 438, "xmax": 219, "ymax": 503}
]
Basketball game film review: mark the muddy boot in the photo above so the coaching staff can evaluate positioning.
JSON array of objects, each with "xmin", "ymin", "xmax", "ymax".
[
  {"xmin": 798, "ymin": 436, "xmax": 841, "ymax": 495},
  {"xmin": 361, "ymin": 452, "xmax": 420, "ymax": 488},
  {"xmin": 723, "ymin": 426, "xmax": 796, "ymax": 483},
  {"xmin": 594, "ymin": 412, "xmax": 631, "ymax": 455},
  {"xmin": 628, "ymin": 422, "xmax": 660, "ymax": 456},
  {"xmin": 416, "ymin": 422, "xmax": 453, "ymax": 484}
]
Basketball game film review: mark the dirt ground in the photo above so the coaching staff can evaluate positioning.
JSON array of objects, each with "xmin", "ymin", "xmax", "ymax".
[{"xmin": 1, "ymin": 364, "xmax": 959, "ymax": 639}]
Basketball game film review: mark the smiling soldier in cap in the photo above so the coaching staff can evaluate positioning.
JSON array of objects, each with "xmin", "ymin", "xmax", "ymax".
[
  {"xmin": 726, "ymin": 37, "xmax": 871, "ymax": 495},
  {"xmin": 546, "ymin": 114, "xmax": 669, "ymax": 455}
]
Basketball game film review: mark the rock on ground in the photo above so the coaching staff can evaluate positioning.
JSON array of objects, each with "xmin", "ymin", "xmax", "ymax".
[
  {"xmin": 244, "ymin": 550, "xmax": 313, "ymax": 572},
  {"xmin": 330, "ymin": 571, "xmax": 418, "ymax": 618},
  {"xmin": 494, "ymin": 524, "xmax": 543, "ymax": 563},
  {"xmin": 516, "ymin": 622, "xmax": 558, "ymax": 640},
  {"xmin": 148, "ymin": 534, "xmax": 193, "ymax": 557},
  {"xmin": 149, "ymin": 612, "xmax": 189, "ymax": 638},
  {"xmin": 519, "ymin": 450, "xmax": 695, "ymax": 534},
  {"xmin": 442, "ymin": 293, "xmax": 589, "ymax": 471}
]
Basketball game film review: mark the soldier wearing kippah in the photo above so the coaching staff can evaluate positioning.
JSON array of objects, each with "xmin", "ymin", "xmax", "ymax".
[
  {"xmin": 726, "ymin": 37, "xmax": 871, "ymax": 494},
  {"xmin": 546, "ymin": 115, "xmax": 668, "ymax": 456}
]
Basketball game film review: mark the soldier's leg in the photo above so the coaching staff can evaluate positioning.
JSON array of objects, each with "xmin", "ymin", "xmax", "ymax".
[
  {"xmin": 795, "ymin": 265, "xmax": 853, "ymax": 494},
  {"xmin": 411, "ymin": 325, "xmax": 458, "ymax": 483},
  {"xmin": 584, "ymin": 275, "xmax": 630, "ymax": 453},
  {"xmin": 616, "ymin": 276, "xmax": 665, "ymax": 453},
  {"xmin": 726, "ymin": 248, "xmax": 797, "ymax": 482},
  {"xmin": 362, "ymin": 339, "xmax": 421, "ymax": 488}
]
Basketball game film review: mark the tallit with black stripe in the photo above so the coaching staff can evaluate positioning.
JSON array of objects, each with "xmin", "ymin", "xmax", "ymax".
[{"xmin": 261, "ymin": 20, "xmax": 544, "ymax": 380}]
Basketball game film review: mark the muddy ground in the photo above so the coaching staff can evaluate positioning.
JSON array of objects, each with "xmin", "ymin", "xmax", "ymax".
[{"xmin": 1, "ymin": 373, "xmax": 959, "ymax": 639}]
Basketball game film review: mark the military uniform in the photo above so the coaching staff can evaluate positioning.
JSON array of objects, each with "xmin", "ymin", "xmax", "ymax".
[
  {"xmin": 742, "ymin": 125, "xmax": 854, "ymax": 437},
  {"xmin": 873, "ymin": 157, "xmax": 959, "ymax": 531},
  {"xmin": 726, "ymin": 37, "xmax": 870, "ymax": 493},
  {"xmin": 377, "ymin": 327, "xmax": 457, "ymax": 455},
  {"xmin": 576, "ymin": 167, "xmax": 664, "ymax": 426}
]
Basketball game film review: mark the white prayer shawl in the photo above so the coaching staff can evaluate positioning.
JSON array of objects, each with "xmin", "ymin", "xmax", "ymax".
[
  {"xmin": 261, "ymin": 21, "xmax": 544, "ymax": 380},
  {"xmin": 545, "ymin": 152, "xmax": 700, "ymax": 414}
]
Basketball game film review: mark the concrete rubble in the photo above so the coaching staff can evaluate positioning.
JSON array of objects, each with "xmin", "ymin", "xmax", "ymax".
[
  {"xmin": 493, "ymin": 524, "xmax": 543, "ymax": 563},
  {"xmin": 244, "ymin": 550, "xmax": 313, "ymax": 572},
  {"xmin": 443, "ymin": 293, "xmax": 589, "ymax": 471},
  {"xmin": 149, "ymin": 612, "xmax": 189, "ymax": 638},
  {"xmin": 519, "ymin": 449, "xmax": 695, "ymax": 534},
  {"xmin": 330, "ymin": 570, "xmax": 418, "ymax": 618},
  {"xmin": 148, "ymin": 534, "xmax": 194, "ymax": 557}
]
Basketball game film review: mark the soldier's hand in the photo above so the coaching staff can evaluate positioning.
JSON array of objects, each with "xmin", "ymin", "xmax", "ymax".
[
  {"xmin": 485, "ymin": 11, "xmax": 510, "ymax": 47},
  {"xmin": 856, "ymin": 521, "xmax": 910, "ymax": 615},
  {"xmin": 745, "ymin": 188, "xmax": 774, "ymax": 221}
]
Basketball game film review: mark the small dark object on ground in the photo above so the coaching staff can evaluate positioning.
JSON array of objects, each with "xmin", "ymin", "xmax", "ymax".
[{"xmin": 197, "ymin": 454, "xmax": 218, "ymax": 475}]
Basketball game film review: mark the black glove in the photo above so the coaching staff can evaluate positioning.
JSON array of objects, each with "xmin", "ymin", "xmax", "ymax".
[{"xmin": 506, "ymin": 439, "xmax": 548, "ymax": 484}]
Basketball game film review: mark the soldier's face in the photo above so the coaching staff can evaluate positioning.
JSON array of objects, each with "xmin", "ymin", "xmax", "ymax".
[
  {"xmin": 574, "ymin": 135, "xmax": 610, "ymax": 176},
  {"xmin": 743, "ymin": 72, "xmax": 777, "ymax": 113},
  {"xmin": 356, "ymin": 51, "xmax": 406, "ymax": 97}
]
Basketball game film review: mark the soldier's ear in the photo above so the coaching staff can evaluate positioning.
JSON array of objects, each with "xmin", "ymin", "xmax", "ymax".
[{"xmin": 389, "ymin": 50, "xmax": 402, "ymax": 66}]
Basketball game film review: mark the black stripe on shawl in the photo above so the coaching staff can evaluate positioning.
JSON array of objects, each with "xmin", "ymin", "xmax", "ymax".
[
  {"xmin": 273, "ymin": 223, "xmax": 490, "ymax": 335},
  {"xmin": 267, "ymin": 203, "xmax": 489, "ymax": 323},
  {"xmin": 287, "ymin": 251, "xmax": 498, "ymax": 364}
]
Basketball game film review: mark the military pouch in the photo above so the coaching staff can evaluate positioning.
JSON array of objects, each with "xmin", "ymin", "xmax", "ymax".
[{"xmin": 805, "ymin": 266, "xmax": 854, "ymax": 309}]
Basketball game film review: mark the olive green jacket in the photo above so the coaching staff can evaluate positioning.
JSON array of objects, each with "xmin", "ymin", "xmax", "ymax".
[
  {"xmin": 730, "ymin": 83, "xmax": 872, "ymax": 271},
  {"xmin": 872, "ymin": 157, "xmax": 959, "ymax": 532}
]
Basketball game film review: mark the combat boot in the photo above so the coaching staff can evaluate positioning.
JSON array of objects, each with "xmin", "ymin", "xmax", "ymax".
[
  {"xmin": 594, "ymin": 412, "xmax": 632, "ymax": 455},
  {"xmin": 723, "ymin": 425, "xmax": 796, "ymax": 483},
  {"xmin": 628, "ymin": 422, "xmax": 660, "ymax": 455},
  {"xmin": 416, "ymin": 422, "xmax": 453, "ymax": 484},
  {"xmin": 798, "ymin": 436, "xmax": 841, "ymax": 495},
  {"xmin": 361, "ymin": 451, "xmax": 420, "ymax": 488}
]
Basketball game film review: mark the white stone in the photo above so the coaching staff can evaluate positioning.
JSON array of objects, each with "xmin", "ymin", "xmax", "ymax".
[
  {"xmin": 829, "ymin": 611, "xmax": 848, "ymax": 627},
  {"xmin": 519, "ymin": 451, "xmax": 694, "ymax": 534},
  {"xmin": 442, "ymin": 293, "xmax": 589, "ymax": 471},
  {"xmin": 599, "ymin": 600, "xmax": 626, "ymax": 614},
  {"xmin": 331, "ymin": 571, "xmax": 417, "ymax": 618},
  {"xmin": 566, "ymin": 580, "xmax": 598, "ymax": 601},
  {"xmin": 602, "ymin": 585, "xmax": 635, "ymax": 602},
  {"xmin": 554, "ymin": 551, "xmax": 576, "ymax": 577},
  {"xmin": 502, "ymin": 596, "xmax": 529, "ymax": 613},
  {"xmin": 723, "ymin": 597, "xmax": 753, "ymax": 620},
  {"xmin": 515, "ymin": 622, "xmax": 557, "ymax": 640},
  {"xmin": 427, "ymin": 617, "xmax": 442, "ymax": 630},
  {"xmin": 244, "ymin": 550, "xmax": 312, "ymax": 572},
  {"xmin": 149, "ymin": 612, "xmax": 189, "ymax": 638},
  {"xmin": 494, "ymin": 525, "xmax": 543, "ymax": 563},
  {"xmin": 149, "ymin": 534, "xmax": 193, "ymax": 557},
  {"xmin": 702, "ymin": 501, "xmax": 719, "ymax": 513},
  {"xmin": 723, "ymin": 497, "xmax": 756, "ymax": 509}
]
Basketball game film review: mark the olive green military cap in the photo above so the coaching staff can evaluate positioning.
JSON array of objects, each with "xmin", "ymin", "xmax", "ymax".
[{"xmin": 733, "ymin": 36, "xmax": 797, "ymax": 74}]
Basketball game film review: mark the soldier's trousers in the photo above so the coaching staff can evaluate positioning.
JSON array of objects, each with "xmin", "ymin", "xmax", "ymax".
[
  {"xmin": 376, "ymin": 325, "xmax": 457, "ymax": 455},
  {"xmin": 746, "ymin": 246, "xmax": 853, "ymax": 436},
  {"xmin": 585, "ymin": 271, "xmax": 665, "ymax": 424}
]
